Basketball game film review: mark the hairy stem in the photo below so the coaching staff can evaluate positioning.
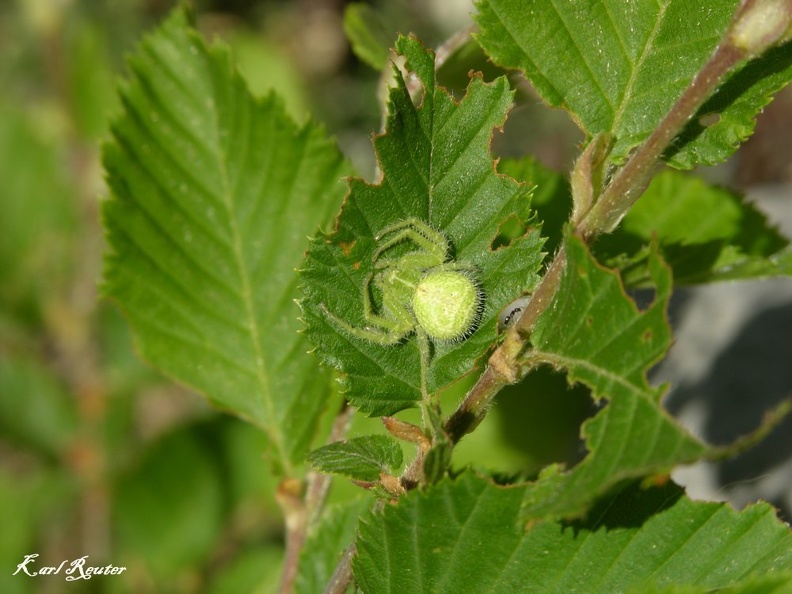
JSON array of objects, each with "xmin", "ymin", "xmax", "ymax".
[
  {"xmin": 432, "ymin": 0, "xmax": 792, "ymax": 455},
  {"xmin": 579, "ymin": 0, "xmax": 792, "ymax": 236},
  {"xmin": 445, "ymin": 247, "xmax": 567, "ymax": 444}
]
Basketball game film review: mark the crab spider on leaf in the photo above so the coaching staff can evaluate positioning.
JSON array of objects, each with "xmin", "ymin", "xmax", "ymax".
[{"xmin": 321, "ymin": 218, "xmax": 482, "ymax": 346}]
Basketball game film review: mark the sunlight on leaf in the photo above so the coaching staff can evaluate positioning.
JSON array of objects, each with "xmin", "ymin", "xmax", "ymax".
[
  {"xmin": 102, "ymin": 9, "xmax": 351, "ymax": 475},
  {"xmin": 355, "ymin": 472, "xmax": 792, "ymax": 594},
  {"xmin": 518, "ymin": 233, "xmax": 708, "ymax": 520},
  {"xmin": 595, "ymin": 170, "xmax": 792, "ymax": 285},
  {"xmin": 476, "ymin": 0, "xmax": 792, "ymax": 168}
]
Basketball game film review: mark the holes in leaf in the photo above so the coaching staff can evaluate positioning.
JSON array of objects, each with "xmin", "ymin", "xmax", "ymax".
[
  {"xmin": 486, "ymin": 367, "xmax": 597, "ymax": 473},
  {"xmin": 491, "ymin": 214, "xmax": 529, "ymax": 250}
]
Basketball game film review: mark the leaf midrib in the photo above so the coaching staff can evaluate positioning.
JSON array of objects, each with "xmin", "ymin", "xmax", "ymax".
[
  {"xmin": 204, "ymin": 72, "xmax": 291, "ymax": 474},
  {"xmin": 609, "ymin": 0, "xmax": 671, "ymax": 136}
]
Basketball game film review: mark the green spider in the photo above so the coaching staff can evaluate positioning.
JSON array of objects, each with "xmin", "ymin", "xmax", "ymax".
[{"xmin": 321, "ymin": 218, "xmax": 482, "ymax": 345}]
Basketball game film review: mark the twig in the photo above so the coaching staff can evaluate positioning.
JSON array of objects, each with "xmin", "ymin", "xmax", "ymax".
[
  {"xmin": 441, "ymin": 247, "xmax": 567, "ymax": 447},
  {"xmin": 278, "ymin": 401, "xmax": 354, "ymax": 594},
  {"xmin": 579, "ymin": 41, "xmax": 746, "ymax": 236},
  {"xmin": 580, "ymin": 0, "xmax": 792, "ymax": 236},
  {"xmin": 408, "ymin": 0, "xmax": 792, "ymax": 472},
  {"xmin": 276, "ymin": 478, "xmax": 306, "ymax": 594},
  {"xmin": 323, "ymin": 542, "xmax": 357, "ymax": 594},
  {"xmin": 305, "ymin": 401, "xmax": 355, "ymax": 525}
]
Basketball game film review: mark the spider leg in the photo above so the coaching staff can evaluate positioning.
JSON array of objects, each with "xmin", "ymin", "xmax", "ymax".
[
  {"xmin": 416, "ymin": 328, "xmax": 431, "ymax": 398},
  {"xmin": 373, "ymin": 220, "xmax": 449, "ymax": 262},
  {"xmin": 435, "ymin": 261, "xmax": 479, "ymax": 274},
  {"xmin": 319, "ymin": 303, "xmax": 408, "ymax": 345},
  {"xmin": 368, "ymin": 273, "xmax": 416, "ymax": 330},
  {"xmin": 373, "ymin": 229, "xmax": 447, "ymax": 262},
  {"xmin": 317, "ymin": 270, "xmax": 415, "ymax": 345},
  {"xmin": 375, "ymin": 217, "xmax": 444, "ymax": 242},
  {"xmin": 373, "ymin": 252, "xmax": 445, "ymax": 272},
  {"xmin": 361, "ymin": 273, "xmax": 412, "ymax": 330}
]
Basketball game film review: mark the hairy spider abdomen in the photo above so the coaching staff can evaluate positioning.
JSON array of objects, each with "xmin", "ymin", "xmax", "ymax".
[{"xmin": 413, "ymin": 270, "xmax": 480, "ymax": 341}]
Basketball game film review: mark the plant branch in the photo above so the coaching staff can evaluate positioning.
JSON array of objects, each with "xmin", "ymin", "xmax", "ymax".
[
  {"xmin": 305, "ymin": 401, "xmax": 355, "ymax": 525},
  {"xmin": 323, "ymin": 542, "xmax": 357, "ymax": 594},
  {"xmin": 278, "ymin": 401, "xmax": 354, "ymax": 594},
  {"xmin": 579, "ymin": 0, "xmax": 792, "ymax": 236},
  {"xmin": 428, "ymin": 0, "xmax": 792, "ymax": 461},
  {"xmin": 445, "ymin": 246, "xmax": 567, "ymax": 444},
  {"xmin": 578, "ymin": 42, "xmax": 746, "ymax": 236},
  {"xmin": 276, "ymin": 478, "xmax": 306, "ymax": 594}
]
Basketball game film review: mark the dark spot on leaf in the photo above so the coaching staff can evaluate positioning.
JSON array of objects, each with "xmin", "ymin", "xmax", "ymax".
[
  {"xmin": 586, "ymin": 316, "xmax": 593, "ymax": 327},
  {"xmin": 642, "ymin": 329, "xmax": 653, "ymax": 342},
  {"xmin": 646, "ymin": 473, "xmax": 670, "ymax": 487},
  {"xmin": 340, "ymin": 240, "xmax": 356, "ymax": 256},
  {"xmin": 353, "ymin": 261, "xmax": 361, "ymax": 270}
]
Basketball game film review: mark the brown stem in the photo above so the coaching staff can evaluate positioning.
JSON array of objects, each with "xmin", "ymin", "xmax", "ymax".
[
  {"xmin": 276, "ymin": 478, "xmax": 306, "ymax": 594},
  {"xmin": 414, "ymin": 0, "xmax": 792, "ymax": 468},
  {"xmin": 443, "ymin": 247, "xmax": 567, "ymax": 444},
  {"xmin": 305, "ymin": 402, "xmax": 355, "ymax": 525},
  {"xmin": 434, "ymin": 24, "xmax": 477, "ymax": 68},
  {"xmin": 323, "ymin": 542, "xmax": 357, "ymax": 594},
  {"xmin": 577, "ymin": 6, "xmax": 774, "ymax": 235},
  {"xmin": 581, "ymin": 0, "xmax": 792, "ymax": 237},
  {"xmin": 37, "ymin": 8, "xmax": 113, "ymax": 560},
  {"xmin": 278, "ymin": 401, "xmax": 354, "ymax": 594}
]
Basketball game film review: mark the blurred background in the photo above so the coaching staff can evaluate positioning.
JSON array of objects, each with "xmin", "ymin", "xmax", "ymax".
[{"xmin": 1, "ymin": 1, "xmax": 790, "ymax": 592}]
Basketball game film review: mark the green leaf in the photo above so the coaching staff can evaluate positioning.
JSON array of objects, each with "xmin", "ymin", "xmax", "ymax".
[
  {"xmin": 354, "ymin": 472, "xmax": 792, "ymax": 594},
  {"xmin": 519, "ymin": 233, "xmax": 708, "ymax": 520},
  {"xmin": 666, "ymin": 40, "xmax": 792, "ymax": 169},
  {"xmin": 344, "ymin": 3, "xmax": 393, "ymax": 70},
  {"xmin": 475, "ymin": 0, "xmax": 792, "ymax": 168},
  {"xmin": 595, "ymin": 170, "xmax": 791, "ymax": 286},
  {"xmin": 307, "ymin": 435, "xmax": 403, "ymax": 481},
  {"xmin": 300, "ymin": 36, "xmax": 545, "ymax": 415},
  {"xmin": 101, "ymin": 8, "xmax": 351, "ymax": 474}
]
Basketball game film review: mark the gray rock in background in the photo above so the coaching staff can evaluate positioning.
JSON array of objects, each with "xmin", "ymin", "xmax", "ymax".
[{"xmin": 659, "ymin": 184, "xmax": 792, "ymax": 520}]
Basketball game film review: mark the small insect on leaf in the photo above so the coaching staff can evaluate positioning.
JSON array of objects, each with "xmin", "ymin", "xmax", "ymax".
[{"xmin": 498, "ymin": 294, "xmax": 531, "ymax": 331}]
